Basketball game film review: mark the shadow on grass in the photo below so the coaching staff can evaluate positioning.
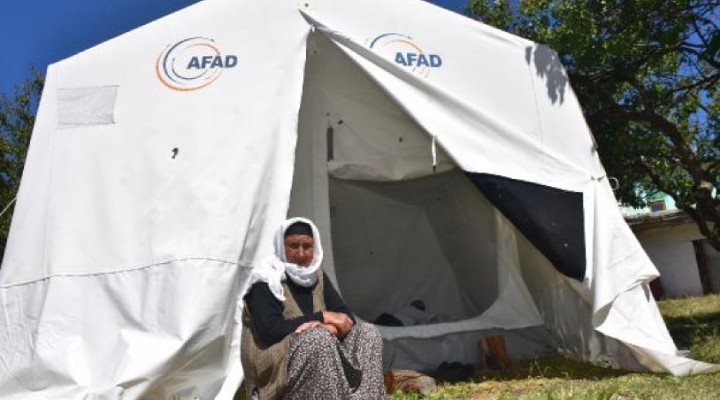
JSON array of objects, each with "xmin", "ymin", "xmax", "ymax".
[
  {"xmin": 663, "ymin": 311, "xmax": 720, "ymax": 349},
  {"xmin": 473, "ymin": 355, "xmax": 632, "ymax": 383}
]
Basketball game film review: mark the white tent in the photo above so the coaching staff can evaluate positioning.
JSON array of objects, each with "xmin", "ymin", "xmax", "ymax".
[{"xmin": 1, "ymin": 0, "xmax": 717, "ymax": 398}]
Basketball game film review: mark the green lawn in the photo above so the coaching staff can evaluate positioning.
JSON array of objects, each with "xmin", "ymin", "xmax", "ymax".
[{"xmin": 391, "ymin": 294, "xmax": 720, "ymax": 399}]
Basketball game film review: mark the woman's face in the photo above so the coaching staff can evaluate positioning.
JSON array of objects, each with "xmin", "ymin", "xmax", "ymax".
[{"xmin": 284, "ymin": 234, "xmax": 314, "ymax": 267}]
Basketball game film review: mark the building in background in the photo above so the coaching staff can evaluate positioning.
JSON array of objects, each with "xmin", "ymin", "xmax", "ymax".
[{"xmin": 623, "ymin": 193, "xmax": 720, "ymax": 298}]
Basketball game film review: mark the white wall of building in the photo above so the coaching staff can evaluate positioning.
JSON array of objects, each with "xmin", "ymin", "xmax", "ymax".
[{"xmin": 634, "ymin": 222, "xmax": 704, "ymax": 298}]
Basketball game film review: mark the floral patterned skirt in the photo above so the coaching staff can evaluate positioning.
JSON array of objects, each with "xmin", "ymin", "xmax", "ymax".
[{"xmin": 283, "ymin": 322, "xmax": 387, "ymax": 400}]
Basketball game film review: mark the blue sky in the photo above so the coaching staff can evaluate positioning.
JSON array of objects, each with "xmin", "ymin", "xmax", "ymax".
[{"xmin": 0, "ymin": 0, "xmax": 466, "ymax": 95}]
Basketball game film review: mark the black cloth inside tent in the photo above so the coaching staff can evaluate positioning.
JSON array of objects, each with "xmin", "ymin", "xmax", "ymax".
[{"xmin": 465, "ymin": 172, "xmax": 586, "ymax": 281}]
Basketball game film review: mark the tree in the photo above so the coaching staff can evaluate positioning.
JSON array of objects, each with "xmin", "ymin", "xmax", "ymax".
[
  {"xmin": 466, "ymin": 0, "xmax": 720, "ymax": 251},
  {"xmin": 0, "ymin": 70, "xmax": 44, "ymax": 261}
]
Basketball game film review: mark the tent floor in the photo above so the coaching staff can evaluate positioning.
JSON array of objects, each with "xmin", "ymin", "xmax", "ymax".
[{"xmin": 381, "ymin": 326, "xmax": 557, "ymax": 371}]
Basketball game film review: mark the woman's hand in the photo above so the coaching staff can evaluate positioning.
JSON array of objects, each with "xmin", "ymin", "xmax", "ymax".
[
  {"xmin": 295, "ymin": 321, "xmax": 339, "ymax": 337},
  {"xmin": 295, "ymin": 320, "xmax": 321, "ymax": 334},
  {"xmin": 322, "ymin": 311, "xmax": 354, "ymax": 337}
]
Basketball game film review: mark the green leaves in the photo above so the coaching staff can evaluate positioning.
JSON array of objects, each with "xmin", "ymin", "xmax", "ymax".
[{"xmin": 0, "ymin": 68, "xmax": 43, "ymax": 260}]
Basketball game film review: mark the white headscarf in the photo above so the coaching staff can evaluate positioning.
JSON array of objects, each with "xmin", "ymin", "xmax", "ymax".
[{"xmin": 248, "ymin": 217, "xmax": 324, "ymax": 301}]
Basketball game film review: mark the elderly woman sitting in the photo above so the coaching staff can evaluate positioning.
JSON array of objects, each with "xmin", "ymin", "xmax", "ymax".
[{"xmin": 241, "ymin": 218, "xmax": 386, "ymax": 399}]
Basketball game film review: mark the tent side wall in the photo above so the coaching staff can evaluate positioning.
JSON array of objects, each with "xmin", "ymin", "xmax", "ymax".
[{"xmin": 0, "ymin": 0, "xmax": 312, "ymax": 398}]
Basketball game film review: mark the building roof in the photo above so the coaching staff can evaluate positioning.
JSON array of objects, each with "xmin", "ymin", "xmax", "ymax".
[{"xmin": 625, "ymin": 209, "xmax": 692, "ymax": 233}]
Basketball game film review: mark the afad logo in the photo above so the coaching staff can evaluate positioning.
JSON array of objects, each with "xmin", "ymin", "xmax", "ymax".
[
  {"xmin": 367, "ymin": 33, "xmax": 442, "ymax": 77},
  {"xmin": 156, "ymin": 37, "xmax": 238, "ymax": 91}
]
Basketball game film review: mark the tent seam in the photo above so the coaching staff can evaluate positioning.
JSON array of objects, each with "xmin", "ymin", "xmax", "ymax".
[{"xmin": 0, "ymin": 257, "xmax": 252, "ymax": 289}]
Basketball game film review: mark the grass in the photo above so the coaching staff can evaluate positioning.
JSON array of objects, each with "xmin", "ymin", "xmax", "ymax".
[
  {"xmin": 657, "ymin": 293, "xmax": 720, "ymax": 363},
  {"xmin": 391, "ymin": 294, "xmax": 720, "ymax": 399}
]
